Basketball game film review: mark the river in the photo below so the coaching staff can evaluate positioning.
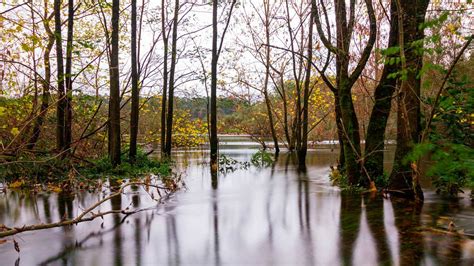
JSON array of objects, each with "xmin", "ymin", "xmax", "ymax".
[{"xmin": 1, "ymin": 140, "xmax": 473, "ymax": 265}]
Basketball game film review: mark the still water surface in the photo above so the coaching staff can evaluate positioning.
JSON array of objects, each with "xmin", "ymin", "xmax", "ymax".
[{"xmin": 1, "ymin": 145, "xmax": 473, "ymax": 265}]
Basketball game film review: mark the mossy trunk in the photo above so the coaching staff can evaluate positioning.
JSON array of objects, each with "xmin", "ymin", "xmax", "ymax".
[
  {"xmin": 364, "ymin": 0, "xmax": 399, "ymax": 181},
  {"xmin": 389, "ymin": 0, "xmax": 429, "ymax": 201},
  {"xmin": 339, "ymin": 79, "xmax": 362, "ymax": 185}
]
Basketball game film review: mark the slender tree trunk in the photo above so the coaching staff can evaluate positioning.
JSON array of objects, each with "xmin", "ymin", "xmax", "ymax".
[
  {"xmin": 164, "ymin": 0, "xmax": 179, "ymax": 157},
  {"xmin": 54, "ymin": 0, "xmax": 66, "ymax": 151},
  {"xmin": 389, "ymin": 0, "xmax": 429, "ymax": 201},
  {"xmin": 364, "ymin": 0, "xmax": 399, "ymax": 181},
  {"xmin": 109, "ymin": 0, "xmax": 121, "ymax": 166},
  {"xmin": 160, "ymin": 0, "xmax": 168, "ymax": 156},
  {"xmin": 298, "ymin": 1, "xmax": 314, "ymax": 166},
  {"xmin": 24, "ymin": 4, "xmax": 39, "ymax": 144},
  {"xmin": 210, "ymin": 0, "xmax": 219, "ymax": 168},
  {"xmin": 262, "ymin": 0, "xmax": 279, "ymax": 156},
  {"xmin": 27, "ymin": 7, "xmax": 55, "ymax": 150},
  {"xmin": 285, "ymin": 0, "xmax": 303, "ymax": 154},
  {"xmin": 64, "ymin": 0, "xmax": 74, "ymax": 152},
  {"xmin": 334, "ymin": 93, "xmax": 345, "ymax": 168},
  {"xmin": 280, "ymin": 74, "xmax": 292, "ymax": 151},
  {"xmin": 129, "ymin": 0, "xmax": 139, "ymax": 161}
]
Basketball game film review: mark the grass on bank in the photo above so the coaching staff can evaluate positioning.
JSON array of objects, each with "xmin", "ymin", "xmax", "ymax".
[{"xmin": 0, "ymin": 148, "xmax": 171, "ymax": 190}]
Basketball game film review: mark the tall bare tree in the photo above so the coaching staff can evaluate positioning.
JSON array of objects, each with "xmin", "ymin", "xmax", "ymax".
[
  {"xmin": 298, "ymin": 0, "xmax": 315, "ymax": 166},
  {"xmin": 27, "ymin": 2, "xmax": 55, "ymax": 150},
  {"xmin": 129, "ymin": 0, "xmax": 139, "ymax": 161},
  {"xmin": 54, "ymin": 0, "xmax": 66, "ymax": 151},
  {"xmin": 164, "ymin": 0, "xmax": 179, "ymax": 157},
  {"xmin": 364, "ymin": 0, "xmax": 399, "ymax": 181},
  {"xmin": 160, "ymin": 0, "xmax": 169, "ymax": 156},
  {"xmin": 313, "ymin": 0, "xmax": 377, "ymax": 185},
  {"xmin": 262, "ymin": 0, "xmax": 280, "ymax": 156},
  {"xmin": 64, "ymin": 0, "xmax": 75, "ymax": 152},
  {"xmin": 109, "ymin": 0, "xmax": 121, "ymax": 166},
  {"xmin": 210, "ymin": 0, "xmax": 237, "ymax": 168}
]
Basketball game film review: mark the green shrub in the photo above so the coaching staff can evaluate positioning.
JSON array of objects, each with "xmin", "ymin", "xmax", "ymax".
[
  {"xmin": 250, "ymin": 150, "xmax": 274, "ymax": 167},
  {"xmin": 408, "ymin": 71, "xmax": 473, "ymax": 197}
]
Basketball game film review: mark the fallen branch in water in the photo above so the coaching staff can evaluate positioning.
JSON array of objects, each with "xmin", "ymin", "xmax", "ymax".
[{"xmin": 0, "ymin": 182, "xmax": 169, "ymax": 238}]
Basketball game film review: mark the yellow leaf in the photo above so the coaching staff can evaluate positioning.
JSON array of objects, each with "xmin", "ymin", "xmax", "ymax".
[
  {"xmin": 9, "ymin": 180, "xmax": 25, "ymax": 189},
  {"xmin": 10, "ymin": 127, "xmax": 20, "ymax": 136}
]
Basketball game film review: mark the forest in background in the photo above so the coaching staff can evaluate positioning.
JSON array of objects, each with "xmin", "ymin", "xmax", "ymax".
[{"xmin": 0, "ymin": 0, "xmax": 472, "ymax": 202}]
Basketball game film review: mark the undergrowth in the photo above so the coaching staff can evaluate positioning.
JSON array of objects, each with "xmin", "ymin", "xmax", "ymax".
[
  {"xmin": 0, "ymin": 148, "xmax": 171, "ymax": 188},
  {"xmin": 329, "ymin": 166, "xmax": 365, "ymax": 193}
]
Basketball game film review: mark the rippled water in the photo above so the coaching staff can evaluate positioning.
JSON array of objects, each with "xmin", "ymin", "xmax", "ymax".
[{"xmin": 1, "ymin": 146, "xmax": 473, "ymax": 265}]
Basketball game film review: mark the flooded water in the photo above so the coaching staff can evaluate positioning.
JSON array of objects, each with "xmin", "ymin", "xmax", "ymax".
[{"xmin": 1, "ymin": 143, "xmax": 474, "ymax": 265}]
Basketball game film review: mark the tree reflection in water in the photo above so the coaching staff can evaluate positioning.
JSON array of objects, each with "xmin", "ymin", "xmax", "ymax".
[{"xmin": 0, "ymin": 149, "xmax": 473, "ymax": 265}]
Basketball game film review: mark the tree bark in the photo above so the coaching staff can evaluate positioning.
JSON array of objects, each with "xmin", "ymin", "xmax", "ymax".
[
  {"xmin": 262, "ymin": 0, "xmax": 279, "ymax": 156},
  {"xmin": 364, "ymin": 0, "xmax": 399, "ymax": 181},
  {"xmin": 334, "ymin": 94, "xmax": 346, "ymax": 168},
  {"xmin": 313, "ymin": 0, "xmax": 376, "ymax": 185},
  {"xmin": 389, "ymin": 0, "xmax": 429, "ymax": 201},
  {"xmin": 160, "ymin": 0, "xmax": 168, "ymax": 156},
  {"xmin": 64, "ymin": 0, "xmax": 74, "ymax": 152},
  {"xmin": 284, "ymin": 0, "xmax": 303, "ymax": 155},
  {"xmin": 210, "ymin": 0, "xmax": 219, "ymax": 167},
  {"xmin": 109, "ymin": 0, "xmax": 121, "ymax": 166},
  {"xmin": 164, "ymin": 0, "xmax": 179, "ymax": 157},
  {"xmin": 129, "ymin": 0, "xmax": 139, "ymax": 161},
  {"xmin": 54, "ymin": 0, "xmax": 66, "ymax": 151},
  {"xmin": 298, "ymin": 0, "xmax": 314, "ymax": 166},
  {"xmin": 27, "ymin": 4, "xmax": 55, "ymax": 150}
]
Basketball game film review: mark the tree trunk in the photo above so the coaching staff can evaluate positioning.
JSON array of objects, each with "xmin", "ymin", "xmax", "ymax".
[
  {"xmin": 64, "ymin": 0, "xmax": 74, "ymax": 152},
  {"xmin": 312, "ymin": 0, "xmax": 376, "ymax": 185},
  {"xmin": 210, "ymin": 0, "xmax": 219, "ymax": 167},
  {"xmin": 285, "ymin": 0, "xmax": 303, "ymax": 155},
  {"xmin": 262, "ymin": 0, "xmax": 279, "ymax": 156},
  {"xmin": 364, "ymin": 0, "xmax": 399, "ymax": 181},
  {"xmin": 334, "ymin": 93, "xmax": 345, "ymax": 169},
  {"xmin": 389, "ymin": 0, "xmax": 429, "ymax": 201},
  {"xmin": 109, "ymin": 0, "xmax": 121, "ymax": 166},
  {"xmin": 27, "ymin": 6, "xmax": 55, "ymax": 150},
  {"xmin": 160, "ymin": 0, "xmax": 168, "ymax": 156},
  {"xmin": 54, "ymin": 0, "xmax": 66, "ymax": 151},
  {"xmin": 164, "ymin": 0, "xmax": 179, "ymax": 157},
  {"xmin": 280, "ymin": 75, "xmax": 293, "ymax": 151},
  {"xmin": 298, "ymin": 1, "xmax": 314, "ymax": 166},
  {"xmin": 129, "ymin": 0, "xmax": 139, "ymax": 161},
  {"xmin": 338, "ymin": 78, "xmax": 362, "ymax": 185}
]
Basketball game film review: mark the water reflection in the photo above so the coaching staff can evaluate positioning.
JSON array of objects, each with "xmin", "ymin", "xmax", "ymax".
[{"xmin": 0, "ymin": 149, "xmax": 473, "ymax": 265}]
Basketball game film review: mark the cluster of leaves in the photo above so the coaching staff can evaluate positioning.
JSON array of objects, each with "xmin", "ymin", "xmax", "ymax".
[
  {"xmin": 170, "ymin": 109, "xmax": 208, "ymax": 148},
  {"xmin": 0, "ymin": 97, "xmax": 34, "ymax": 145},
  {"xmin": 250, "ymin": 150, "xmax": 274, "ymax": 167},
  {"xmin": 408, "ymin": 68, "xmax": 474, "ymax": 197}
]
